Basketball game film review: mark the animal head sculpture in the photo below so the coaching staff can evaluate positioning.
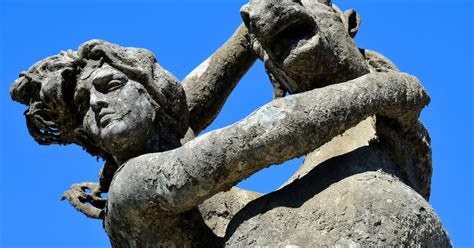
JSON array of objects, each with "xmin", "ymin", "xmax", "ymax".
[{"xmin": 241, "ymin": 0, "xmax": 369, "ymax": 96}]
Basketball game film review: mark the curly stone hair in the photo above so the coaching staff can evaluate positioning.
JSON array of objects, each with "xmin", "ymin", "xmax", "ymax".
[{"xmin": 11, "ymin": 40, "xmax": 190, "ymax": 192}]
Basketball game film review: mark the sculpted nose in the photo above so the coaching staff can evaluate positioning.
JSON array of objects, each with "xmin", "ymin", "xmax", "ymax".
[{"xmin": 90, "ymin": 91, "xmax": 108, "ymax": 112}]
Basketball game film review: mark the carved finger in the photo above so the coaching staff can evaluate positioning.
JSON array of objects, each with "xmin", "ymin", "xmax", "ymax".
[{"xmin": 61, "ymin": 182, "xmax": 106, "ymax": 219}]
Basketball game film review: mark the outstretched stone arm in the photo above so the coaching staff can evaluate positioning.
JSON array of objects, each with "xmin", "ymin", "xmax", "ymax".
[
  {"xmin": 109, "ymin": 72, "xmax": 429, "ymax": 215},
  {"xmin": 182, "ymin": 24, "xmax": 257, "ymax": 135}
]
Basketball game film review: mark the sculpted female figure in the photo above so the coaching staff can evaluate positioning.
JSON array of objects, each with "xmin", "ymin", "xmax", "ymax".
[{"xmin": 10, "ymin": 1, "xmax": 450, "ymax": 247}]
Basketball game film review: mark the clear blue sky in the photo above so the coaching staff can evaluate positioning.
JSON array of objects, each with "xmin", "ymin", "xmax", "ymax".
[{"xmin": 0, "ymin": 0, "xmax": 472, "ymax": 247}]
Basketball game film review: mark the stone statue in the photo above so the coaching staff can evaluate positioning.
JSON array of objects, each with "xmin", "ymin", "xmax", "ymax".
[{"xmin": 10, "ymin": 0, "xmax": 451, "ymax": 247}]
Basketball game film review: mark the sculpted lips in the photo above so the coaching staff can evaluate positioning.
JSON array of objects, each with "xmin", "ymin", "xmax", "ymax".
[
  {"xmin": 98, "ymin": 111, "xmax": 115, "ymax": 128},
  {"xmin": 97, "ymin": 109, "xmax": 132, "ymax": 128}
]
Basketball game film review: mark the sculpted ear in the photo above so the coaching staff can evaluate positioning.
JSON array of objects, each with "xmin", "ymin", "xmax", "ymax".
[
  {"xmin": 344, "ymin": 9, "xmax": 362, "ymax": 38},
  {"xmin": 332, "ymin": 4, "xmax": 362, "ymax": 38}
]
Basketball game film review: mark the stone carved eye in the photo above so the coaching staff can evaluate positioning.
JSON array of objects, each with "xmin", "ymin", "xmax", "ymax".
[
  {"xmin": 92, "ymin": 70, "xmax": 128, "ymax": 94},
  {"xmin": 103, "ymin": 78, "xmax": 126, "ymax": 93}
]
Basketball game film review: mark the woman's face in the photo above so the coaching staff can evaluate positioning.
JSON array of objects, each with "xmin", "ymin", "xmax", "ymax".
[{"xmin": 76, "ymin": 63, "xmax": 157, "ymax": 156}]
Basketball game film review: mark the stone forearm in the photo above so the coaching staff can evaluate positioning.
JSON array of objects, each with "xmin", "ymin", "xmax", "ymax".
[
  {"xmin": 183, "ymin": 24, "xmax": 257, "ymax": 135},
  {"xmin": 109, "ymin": 72, "xmax": 429, "ymax": 215}
]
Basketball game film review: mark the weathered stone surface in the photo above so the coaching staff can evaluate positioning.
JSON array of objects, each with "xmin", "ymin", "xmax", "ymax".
[
  {"xmin": 183, "ymin": 24, "xmax": 257, "ymax": 135},
  {"xmin": 233, "ymin": 0, "xmax": 449, "ymax": 246},
  {"xmin": 361, "ymin": 48, "xmax": 400, "ymax": 73},
  {"xmin": 9, "ymin": 1, "xmax": 451, "ymax": 247},
  {"xmin": 112, "ymin": 71, "xmax": 429, "ymax": 211},
  {"xmin": 282, "ymin": 116, "xmax": 377, "ymax": 187},
  {"xmin": 199, "ymin": 187, "xmax": 262, "ymax": 237},
  {"xmin": 223, "ymin": 116, "xmax": 448, "ymax": 247},
  {"xmin": 222, "ymin": 107, "xmax": 445, "ymax": 247},
  {"xmin": 106, "ymin": 71, "xmax": 432, "ymax": 246},
  {"xmin": 241, "ymin": 0, "xmax": 369, "ymax": 96},
  {"xmin": 226, "ymin": 168, "xmax": 450, "ymax": 247}
]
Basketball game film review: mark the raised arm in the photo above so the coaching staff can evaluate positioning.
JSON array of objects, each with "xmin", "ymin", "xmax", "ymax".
[
  {"xmin": 108, "ymin": 71, "xmax": 429, "ymax": 215},
  {"xmin": 182, "ymin": 24, "xmax": 257, "ymax": 135}
]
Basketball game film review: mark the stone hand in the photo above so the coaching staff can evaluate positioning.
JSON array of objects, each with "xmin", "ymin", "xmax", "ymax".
[{"xmin": 61, "ymin": 182, "xmax": 107, "ymax": 219}]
